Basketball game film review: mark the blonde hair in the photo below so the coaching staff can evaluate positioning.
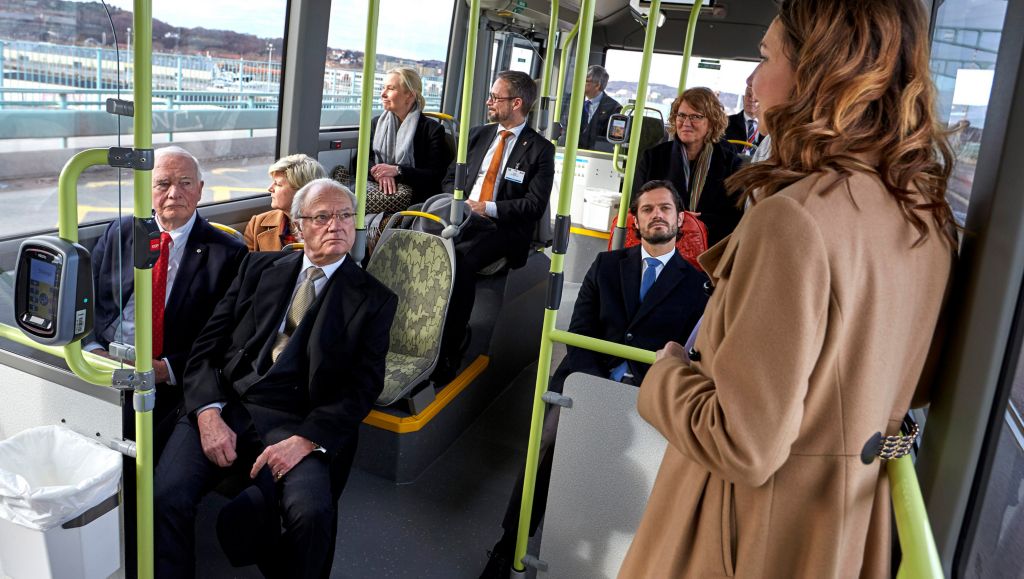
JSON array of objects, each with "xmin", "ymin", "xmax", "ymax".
[
  {"xmin": 269, "ymin": 154, "xmax": 327, "ymax": 191},
  {"xmin": 728, "ymin": 0, "xmax": 955, "ymax": 246},
  {"xmin": 671, "ymin": 87, "xmax": 728, "ymax": 144},
  {"xmin": 386, "ymin": 66, "xmax": 427, "ymax": 111}
]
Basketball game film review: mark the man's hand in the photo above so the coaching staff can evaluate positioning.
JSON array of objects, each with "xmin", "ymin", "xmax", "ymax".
[
  {"xmin": 655, "ymin": 340, "xmax": 689, "ymax": 363},
  {"xmin": 466, "ymin": 199, "xmax": 488, "ymax": 216},
  {"xmin": 153, "ymin": 359, "xmax": 170, "ymax": 383},
  {"xmin": 249, "ymin": 435, "xmax": 316, "ymax": 482},
  {"xmin": 197, "ymin": 408, "xmax": 237, "ymax": 467}
]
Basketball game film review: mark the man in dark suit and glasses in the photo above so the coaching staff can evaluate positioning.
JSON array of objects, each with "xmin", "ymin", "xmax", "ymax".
[
  {"xmin": 479, "ymin": 180, "xmax": 710, "ymax": 577},
  {"xmin": 436, "ymin": 70, "xmax": 556, "ymax": 383},
  {"xmin": 154, "ymin": 179, "xmax": 398, "ymax": 578},
  {"xmin": 576, "ymin": 64, "xmax": 622, "ymax": 152}
]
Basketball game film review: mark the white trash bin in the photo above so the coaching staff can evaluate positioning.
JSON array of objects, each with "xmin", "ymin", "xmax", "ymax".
[
  {"xmin": 0, "ymin": 425, "xmax": 122, "ymax": 579},
  {"xmin": 581, "ymin": 188, "xmax": 622, "ymax": 232}
]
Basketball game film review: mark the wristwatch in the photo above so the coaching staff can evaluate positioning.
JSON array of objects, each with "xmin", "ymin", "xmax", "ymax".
[
  {"xmin": 310, "ymin": 441, "xmax": 327, "ymax": 454},
  {"xmin": 395, "ymin": 165, "xmax": 403, "ymax": 177}
]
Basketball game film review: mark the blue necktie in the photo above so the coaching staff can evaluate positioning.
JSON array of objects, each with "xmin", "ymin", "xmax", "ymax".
[
  {"xmin": 639, "ymin": 257, "xmax": 661, "ymax": 302},
  {"xmin": 582, "ymin": 99, "xmax": 592, "ymax": 126},
  {"xmin": 610, "ymin": 257, "xmax": 663, "ymax": 382}
]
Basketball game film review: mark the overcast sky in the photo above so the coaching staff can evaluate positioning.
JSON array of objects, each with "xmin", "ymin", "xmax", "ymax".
[{"xmin": 74, "ymin": 0, "xmax": 454, "ymax": 61}]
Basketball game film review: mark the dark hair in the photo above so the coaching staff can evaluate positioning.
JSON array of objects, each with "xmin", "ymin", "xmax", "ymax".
[
  {"xmin": 727, "ymin": 0, "xmax": 955, "ymax": 246},
  {"xmin": 496, "ymin": 70, "xmax": 538, "ymax": 112},
  {"xmin": 630, "ymin": 179, "xmax": 684, "ymax": 216}
]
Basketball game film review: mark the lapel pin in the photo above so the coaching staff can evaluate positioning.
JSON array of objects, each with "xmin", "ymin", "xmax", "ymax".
[{"xmin": 196, "ymin": 248, "xmax": 202, "ymax": 253}]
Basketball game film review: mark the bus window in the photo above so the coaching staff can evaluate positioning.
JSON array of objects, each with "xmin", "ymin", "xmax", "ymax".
[
  {"xmin": 602, "ymin": 49, "xmax": 757, "ymax": 120},
  {"xmin": 0, "ymin": 0, "xmax": 289, "ymax": 240},
  {"xmin": 929, "ymin": 0, "xmax": 1007, "ymax": 225},
  {"xmin": 321, "ymin": 0, "xmax": 457, "ymax": 128}
]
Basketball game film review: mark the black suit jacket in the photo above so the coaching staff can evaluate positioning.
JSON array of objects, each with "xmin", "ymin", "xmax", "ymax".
[
  {"xmin": 633, "ymin": 139, "xmax": 744, "ymax": 246},
  {"xmin": 368, "ymin": 114, "xmax": 454, "ymax": 205},
  {"xmin": 552, "ymin": 246, "xmax": 708, "ymax": 391},
  {"xmin": 89, "ymin": 213, "xmax": 247, "ymax": 380},
  {"xmin": 444, "ymin": 123, "xmax": 555, "ymax": 268},
  {"xmin": 579, "ymin": 92, "xmax": 622, "ymax": 152},
  {"xmin": 183, "ymin": 252, "xmax": 398, "ymax": 459},
  {"xmin": 725, "ymin": 111, "xmax": 764, "ymax": 151}
]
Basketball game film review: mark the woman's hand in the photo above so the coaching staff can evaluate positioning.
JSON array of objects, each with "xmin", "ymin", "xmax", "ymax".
[
  {"xmin": 655, "ymin": 341, "xmax": 689, "ymax": 363},
  {"xmin": 370, "ymin": 163, "xmax": 399, "ymax": 181},
  {"xmin": 378, "ymin": 175, "xmax": 397, "ymax": 194}
]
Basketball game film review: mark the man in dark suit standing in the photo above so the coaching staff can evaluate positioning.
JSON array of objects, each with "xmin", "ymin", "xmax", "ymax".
[
  {"xmin": 480, "ymin": 180, "xmax": 709, "ymax": 578},
  {"xmin": 576, "ymin": 65, "xmax": 622, "ymax": 152},
  {"xmin": 154, "ymin": 179, "xmax": 398, "ymax": 578},
  {"xmin": 725, "ymin": 84, "xmax": 762, "ymax": 154},
  {"xmin": 436, "ymin": 70, "xmax": 556, "ymax": 383},
  {"xmin": 86, "ymin": 146, "xmax": 247, "ymax": 453}
]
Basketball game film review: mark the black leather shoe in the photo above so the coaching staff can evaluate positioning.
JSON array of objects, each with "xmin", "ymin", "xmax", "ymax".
[{"xmin": 479, "ymin": 545, "xmax": 513, "ymax": 579}]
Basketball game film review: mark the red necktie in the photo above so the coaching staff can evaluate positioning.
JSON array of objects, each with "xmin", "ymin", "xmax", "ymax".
[
  {"xmin": 152, "ymin": 232, "xmax": 172, "ymax": 357},
  {"xmin": 479, "ymin": 130, "xmax": 513, "ymax": 203}
]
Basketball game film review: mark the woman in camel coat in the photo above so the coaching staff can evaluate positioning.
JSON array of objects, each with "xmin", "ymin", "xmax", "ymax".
[
  {"xmin": 243, "ymin": 154, "xmax": 326, "ymax": 251},
  {"xmin": 620, "ymin": 1, "xmax": 957, "ymax": 577}
]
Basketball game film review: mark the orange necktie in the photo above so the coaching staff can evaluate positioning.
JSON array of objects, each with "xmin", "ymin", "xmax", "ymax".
[
  {"xmin": 152, "ymin": 232, "xmax": 171, "ymax": 357},
  {"xmin": 479, "ymin": 130, "xmax": 513, "ymax": 203}
]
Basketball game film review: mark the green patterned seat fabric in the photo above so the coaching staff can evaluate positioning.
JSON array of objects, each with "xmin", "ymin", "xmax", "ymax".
[{"xmin": 367, "ymin": 231, "xmax": 454, "ymax": 405}]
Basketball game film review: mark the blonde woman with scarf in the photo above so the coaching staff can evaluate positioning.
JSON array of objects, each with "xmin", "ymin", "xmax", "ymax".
[
  {"xmin": 367, "ymin": 66, "xmax": 453, "ymax": 207},
  {"xmin": 633, "ymin": 87, "xmax": 744, "ymax": 246}
]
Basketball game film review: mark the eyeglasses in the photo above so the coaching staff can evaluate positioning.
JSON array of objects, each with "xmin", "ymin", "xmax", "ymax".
[
  {"xmin": 487, "ymin": 93, "xmax": 518, "ymax": 102},
  {"xmin": 297, "ymin": 212, "xmax": 356, "ymax": 227},
  {"xmin": 672, "ymin": 112, "xmax": 707, "ymax": 123}
]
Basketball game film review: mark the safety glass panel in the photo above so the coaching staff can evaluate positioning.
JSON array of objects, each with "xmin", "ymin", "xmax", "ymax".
[
  {"xmin": 322, "ymin": 0, "xmax": 457, "ymax": 127},
  {"xmin": 929, "ymin": 0, "xmax": 1007, "ymax": 225}
]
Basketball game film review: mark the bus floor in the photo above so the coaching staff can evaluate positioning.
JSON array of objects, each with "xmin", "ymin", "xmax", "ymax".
[{"xmin": 192, "ymin": 287, "xmax": 581, "ymax": 579}]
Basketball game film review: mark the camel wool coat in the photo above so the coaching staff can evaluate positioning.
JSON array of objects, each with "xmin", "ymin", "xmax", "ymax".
[
  {"xmin": 242, "ymin": 209, "xmax": 290, "ymax": 252},
  {"xmin": 619, "ymin": 170, "xmax": 953, "ymax": 578}
]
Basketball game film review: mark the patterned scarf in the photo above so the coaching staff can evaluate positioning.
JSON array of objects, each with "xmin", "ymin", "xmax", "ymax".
[{"xmin": 671, "ymin": 138, "xmax": 714, "ymax": 211}]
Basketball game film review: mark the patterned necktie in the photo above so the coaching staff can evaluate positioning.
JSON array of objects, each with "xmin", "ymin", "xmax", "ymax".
[
  {"xmin": 151, "ymin": 232, "xmax": 172, "ymax": 357},
  {"xmin": 582, "ymin": 99, "xmax": 592, "ymax": 126},
  {"xmin": 745, "ymin": 119, "xmax": 759, "ymax": 153},
  {"xmin": 479, "ymin": 130, "xmax": 514, "ymax": 203},
  {"xmin": 639, "ymin": 257, "xmax": 661, "ymax": 302},
  {"xmin": 271, "ymin": 266, "xmax": 325, "ymax": 362}
]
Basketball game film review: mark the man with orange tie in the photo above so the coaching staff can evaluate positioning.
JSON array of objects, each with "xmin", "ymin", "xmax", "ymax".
[
  {"xmin": 436, "ymin": 70, "xmax": 555, "ymax": 383},
  {"xmin": 86, "ymin": 146, "xmax": 246, "ymax": 455}
]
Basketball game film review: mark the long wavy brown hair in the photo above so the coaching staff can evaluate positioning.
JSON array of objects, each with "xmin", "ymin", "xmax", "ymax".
[{"xmin": 726, "ymin": 0, "xmax": 955, "ymax": 246}]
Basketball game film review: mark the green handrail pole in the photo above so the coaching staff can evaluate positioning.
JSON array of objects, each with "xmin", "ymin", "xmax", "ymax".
[
  {"xmin": 56, "ymin": 148, "xmax": 119, "ymax": 385},
  {"xmin": 889, "ymin": 456, "xmax": 944, "ymax": 579},
  {"xmin": 0, "ymin": 324, "xmax": 124, "ymax": 372},
  {"xmin": 677, "ymin": 0, "xmax": 704, "ymax": 92},
  {"xmin": 551, "ymin": 20, "xmax": 579, "ymax": 144},
  {"xmin": 538, "ymin": 0, "xmax": 559, "ymax": 134},
  {"xmin": 449, "ymin": 0, "xmax": 481, "ymax": 226},
  {"xmin": 612, "ymin": 0, "xmax": 662, "ymax": 250},
  {"xmin": 352, "ymin": 0, "xmax": 381, "ymax": 262},
  {"xmin": 549, "ymin": 329, "xmax": 656, "ymax": 366},
  {"xmin": 132, "ymin": 1, "xmax": 155, "ymax": 577},
  {"xmin": 513, "ymin": 0, "xmax": 595, "ymax": 572}
]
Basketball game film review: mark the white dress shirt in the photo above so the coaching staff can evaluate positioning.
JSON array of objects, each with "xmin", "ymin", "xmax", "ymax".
[
  {"xmin": 468, "ymin": 120, "xmax": 528, "ymax": 218},
  {"xmin": 640, "ymin": 245, "xmax": 675, "ymax": 284},
  {"xmin": 585, "ymin": 91, "xmax": 604, "ymax": 125}
]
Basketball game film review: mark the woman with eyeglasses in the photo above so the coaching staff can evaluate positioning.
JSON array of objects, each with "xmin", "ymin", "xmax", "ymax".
[
  {"xmin": 620, "ymin": 0, "xmax": 955, "ymax": 577},
  {"xmin": 633, "ymin": 87, "xmax": 744, "ymax": 246}
]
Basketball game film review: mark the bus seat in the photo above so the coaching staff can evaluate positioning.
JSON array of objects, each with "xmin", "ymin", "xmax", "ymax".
[
  {"xmin": 636, "ymin": 116, "xmax": 668, "ymax": 154},
  {"xmin": 209, "ymin": 221, "xmax": 244, "ymax": 242},
  {"xmin": 609, "ymin": 211, "xmax": 708, "ymax": 272},
  {"xmin": 424, "ymin": 111, "xmax": 458, "ymax": 157},
  {"xmin": 366, "ymin": 216, "xmax": 456, "ymax": 406}
]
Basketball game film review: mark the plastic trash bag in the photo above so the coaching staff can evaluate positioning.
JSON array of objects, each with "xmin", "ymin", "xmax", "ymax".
[{"xmin": 0, "ymin": 425, "xmax": 121, "ymax": 531}]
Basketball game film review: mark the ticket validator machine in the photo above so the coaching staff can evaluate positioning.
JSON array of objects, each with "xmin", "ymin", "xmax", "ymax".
[{"xmin": 14, "ymin": 236, "xmax": 94, "ymax": 346}]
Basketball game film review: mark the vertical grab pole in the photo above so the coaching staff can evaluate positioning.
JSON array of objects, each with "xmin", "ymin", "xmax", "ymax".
[
  {"xmin": 550, "ymin": 20, "xmax": 579, "ymax": 145},
  {"xmin": 513, "ymin": 0, "xmax": 595, "ymax": 573},
  {"xmin": 537, "ymin": 0, "xmax": 559, "ymax": 134},
  {"xmin": 132, "ymin": 0, "xmax": 155, "ymax": 577},
  {"xmin": 677, "ymin": 0, "xmax": 704, "ymax": 92},
  {"xmin": 352, "ymin": 0, "xmax": 381, "ymax": 263},
  {"xmin": 611, "ymin": 0, "xmax": 662, "ymax": 250},
  {"xmin": 448, "ymin": 0, "xmax": 481, "ymax": 230}
]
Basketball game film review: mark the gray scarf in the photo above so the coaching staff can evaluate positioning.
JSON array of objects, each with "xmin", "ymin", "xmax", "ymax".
[{"xmin": 373, "ymin": 102, "xmax": 420, "ymax": 167}]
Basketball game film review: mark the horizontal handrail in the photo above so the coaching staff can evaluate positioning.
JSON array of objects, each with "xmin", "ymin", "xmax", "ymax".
[{"xmin": 549, "ymin": 329, "xmax": 657, "ymax": 366}]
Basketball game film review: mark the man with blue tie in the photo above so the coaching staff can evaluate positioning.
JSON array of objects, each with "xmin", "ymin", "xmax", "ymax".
[
  {"xmin": 479, "ymin": 179, "xmax": 709, "ymax": 577},
  {"xmin": 576, "ymin": 65, "xmax": 622, "ymax": 152}
]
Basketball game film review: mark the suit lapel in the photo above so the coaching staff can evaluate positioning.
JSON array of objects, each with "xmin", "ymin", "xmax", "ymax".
[
  {"xmin": 252, "ymin": 252, "xmax": 304, "ymax": 365},
  {"xmin": 632, "ymin": 251, "xmax": 688, "ymax": 326},
  {"xmin": 619, "ymin": 246, "xmax": 642, "ymax": 321},
  {"xmin": 165, "ymin": 218, "xmax": 210, "ymax": 320},
  {"xmin": 463, "ymin": 127, "xmax": 489, "ymax": 193}
]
